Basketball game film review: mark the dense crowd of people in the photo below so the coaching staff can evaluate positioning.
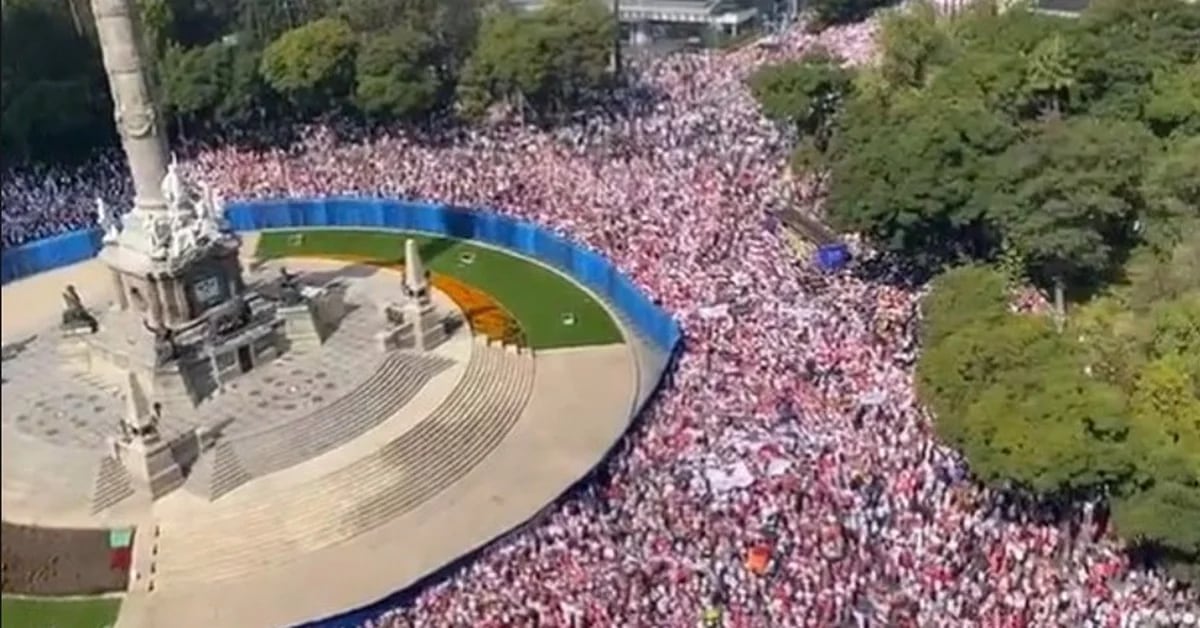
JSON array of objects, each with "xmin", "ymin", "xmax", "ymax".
[{"xmin": 3, "ymin": 15, "xmax": 1197, "ymax": 628}]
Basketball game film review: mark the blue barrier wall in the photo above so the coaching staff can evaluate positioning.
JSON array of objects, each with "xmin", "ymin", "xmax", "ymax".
[{"xmin": 2, "ymin": 198, "xmax": 681, "ymax": 352}]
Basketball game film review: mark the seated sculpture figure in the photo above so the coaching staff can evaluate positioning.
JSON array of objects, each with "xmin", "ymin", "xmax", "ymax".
[
  {"xmin": 278, "ymin": 267, "xmax": 305, "ymax": 306},
  {"xmin": 61, "ymin": 285, "xmax": 99, "ymax": 333}
]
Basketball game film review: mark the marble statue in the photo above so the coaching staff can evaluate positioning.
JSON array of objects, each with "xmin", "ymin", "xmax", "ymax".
[
  {"xmin": 96, "ymin": 197, "xmax": 120, "ymax": 244},
  {"xmin": 61, "ymin": 285, "xmax": 99, "ymax": 333},
  {"xmin": 161, "ymin": 158, "xmax": 186, "ymax": 211},
  {"xmin": 279, "ymin": 267, "xmax": 304, "ymax": 305},
  {"xmin": 146, "ymin": 215, "xmax": 171, "ymax": 260}
]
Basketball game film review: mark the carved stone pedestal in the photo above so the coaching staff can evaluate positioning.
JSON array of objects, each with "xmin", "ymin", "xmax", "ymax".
[
  {"xmin": 115, "ymin": 435, "xmax": 184, "ymax": 499},
  {"xmin": 59, "ymin": 326, "xmax": 94, "ymax": 373},
  {"xmin": 405, "ymin": 300, "xmax": 446, "ymax": 352},
  {"xmin": 279, "ymin": 303, "xmax": 323, "ymax": 352}
]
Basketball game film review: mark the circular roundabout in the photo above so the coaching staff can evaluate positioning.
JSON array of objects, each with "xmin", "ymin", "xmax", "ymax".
[{"xmin": 1, "ymin": 225, "xmax": 666, "ymax": 627}]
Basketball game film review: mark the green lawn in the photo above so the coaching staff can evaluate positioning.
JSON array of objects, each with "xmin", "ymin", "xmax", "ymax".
[
  {"xmin": 1, "ymin": 596, "xmax": 121, "ymax": 628},
  {"xmin": 256, "ymin": 229, "xmax": 623, "ymax": 349}
]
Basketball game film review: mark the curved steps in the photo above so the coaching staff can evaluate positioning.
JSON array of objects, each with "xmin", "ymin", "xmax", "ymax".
[
  {"xmin": 184, "ymin": 352, "xmax": 454, "ymax": 500},
  {"xmin": 152, "ymin": 342, "xmax": 534, "ymax": 585},
  {"xmin": 91, "ymin": 455, "xmax": 135, "ymax": 514}
]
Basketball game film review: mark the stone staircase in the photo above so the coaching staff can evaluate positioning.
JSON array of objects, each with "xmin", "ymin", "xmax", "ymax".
[
  {"xmin": 186, "ymin": 440, "xmax": 253, "ymax": 501},
  {"xmin": 91, "ymin": 455, "xmax": 135, "ymax": 514},
  {"xmin": 183, "ymin": 352, "xmax": 454, "ymax": 500},
  {"xmin": 152, "ymin": 340, "xmax": 534, "ymax": 585}
]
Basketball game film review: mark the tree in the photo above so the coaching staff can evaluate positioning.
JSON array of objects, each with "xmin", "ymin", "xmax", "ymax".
[
  {"xmin": 1140, "ymin": 137, "xmax": 1200, "ymax": 251},
  {"xmin": 1114, "ymin": 354, "xmax": 1200, "ymax": 557},
  {"xmin": 1021, "ymin": 33, "xmax": 1075, "ymax": 120},
  {"xmin": 160, "ymin": 42, "xmax": 230, "ymax": 123},
  {"xmin": 748, "ymin": 50, "xmax": 854, "ymax": 153},
  {"xmin": 538, "ymin": 0, "xmax": 614, "ymax": 107},
  {"xmin": 808, "ymin": 0, "xmax": 892, "ymax": 29},
  {"xmin": 918, "ymin": 312, "xmax": 1131, "ymax": 494},
  {"xmin": 920, "ymin": 264, "xmax": 1010, "ymax": 347},
  {"xmin": 457, "ymin": 11, "xmax": 555, "ymax": 119},
  {"xmin": 826, "ymin": 92, "xmax": 1016, "ymax": 270},
  {"xmin": 259, "ymin": 17, "xmax": 357, "ymax": 112},
  {"xmin": 354, "ymin": 26, "xmax": 440, "ymax": 119},
  {"xmin": 0, "ymin": 0, "xmax": 112, "ymax": 163},
  {"xmin": 458, "ymin": 0, "xmax": 613, "ymax": 120},
  {"xmin": 1144, "ymin": 295, "xmax": 1200, "ymax": 383},
  {"xmin": 214, "ymin": 42, "xmax": 271, "ymax": 126},
  {"xmin": 989, "ymin": 117, "xmax": 1154, "ymax": 322},
  {"xmin": 877, "ymin": 1, "xmax": 952, "ymax": 90},
  {"xmin": 1073, "ymin": 0, "xmax": 1200, "ymax": 122},
  {"xmin": 961, "ymin": 361, "xmax": 1130, "ymax": 494},
  {"xmin": 1122, "ymin": 236, "xmax": 1200, "ymax": 308},
  {"xmin": 338, "ymin": 0, "xmax": 479, "ymax": 76},
  {"xmin": 1143, "ymin": 63, "xmax": 1200, "ymax": 138},
  {"xmin": 917, "ymin": 314, "xmax": 1062, "ymax": 440}
]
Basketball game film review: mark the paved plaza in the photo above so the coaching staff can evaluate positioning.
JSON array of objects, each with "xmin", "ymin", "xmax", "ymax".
[
  {"xmin": 2, "ymin": 261, "xmax": 454, "ymax": 450},
  {"xmin": 1, "ymin": 253, "xmax": 656, "ymax": 628}
]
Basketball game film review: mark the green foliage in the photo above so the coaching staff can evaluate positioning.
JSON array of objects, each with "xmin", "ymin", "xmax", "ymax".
[
  {"xmin": 161, "ymin": 42, "xmax": 231, "ymax": 118},
  {"xmin": 260, "ymin": 18, "xmax": 358, "ymax": 111},
  {"xmin": 918, "ymin": 311, "xmax": 1131, "ymax": 493},
  {"xmin": 919, "ymin": 245, "xmax": 1200, "ymax": 562},
  {"xmin": 457, "ymin": 0, "xmax": 613, "ymax": 121},
  {"xmin": 354, "ymin": 26, "xmax": 440, "ymax": 119},
  {"xmin": 796, "ymin": 0, "xmax": 1200, "ymax": 294},
  {"xmin": 0, "ymin": 0, "xmax": 112, "ymax": 163},
  {"xmin": 1140, "ymin": 137, "xmax": 1200, "ymax": 251},
  {"xmin": 1072, "ymin": 0, "xmax": 1200, "ymax": 121},
  {"xmin": 1020, "ymin": 33, "xmax": 1075, "ymax": 119},
  {"xmin": 920, "ymin": 264, "xmax": 1010, "ymax": 346},
  {"xmin": 878, "ymin": 1, "xmax": 952, "ymax": 90},
  {"xmin": 989, "ymin": 117, "xmax": 1154, "ymax": 290},
  {"xmin": 748, "ymin": 50, "xmax": 854, "ymax": 152},
  {"xmin": 826, "ymin": 92, "xmax": 1016, "ymax": 269},
  {"xmin": 808, "ymin": 0, "xmax": 893, "ymax": 29},
  {"xmin": 1144, "ymin": 63, "xmax": 1200, "ymax": 138}
]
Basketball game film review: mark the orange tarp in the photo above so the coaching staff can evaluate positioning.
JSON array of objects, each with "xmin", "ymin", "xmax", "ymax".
[{"xmin": 745, "ymin": 545, "xmax": 771, "ymax": 575}]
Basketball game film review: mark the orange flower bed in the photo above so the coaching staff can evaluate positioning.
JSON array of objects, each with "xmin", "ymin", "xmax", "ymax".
[
  {"xmin": 428, "ymin": 272, "xmax": 522, "ymax": 345},
  {"xmin": 280, "ymin": 254, "xmax": 522, "ymax": 345}
]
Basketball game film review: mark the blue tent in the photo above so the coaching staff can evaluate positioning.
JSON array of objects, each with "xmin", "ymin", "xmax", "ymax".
[{"xmin": 816, "ymin": 243, "xmax": 851, "ymax": 272}]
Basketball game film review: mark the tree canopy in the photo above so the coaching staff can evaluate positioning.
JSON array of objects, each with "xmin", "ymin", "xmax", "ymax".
[
  {"xmin": 917, "ymin": 235, "xmax": 1200, "ymax": 575},
  {"xmin": 1, "ymin": 0, "xmax": 617, "ymax": 161},
  {"xmin": 856, "ymin": 0, "xmax": 1200, "ymax": 576},
  {"xmin": 747, "ymin": 0, "xmax": 1200, "ymax": 296}
]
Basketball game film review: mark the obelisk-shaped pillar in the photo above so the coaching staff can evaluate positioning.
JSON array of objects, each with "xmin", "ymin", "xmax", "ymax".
[
  {"xmin": 402, "ymin": 239, "xmax": 445, "ymax": 351},
  {"xmin": 90, "ymin": 0, "xmax": 169, "ymax": 217},
  {"xmin": 404, "ymin": 239, "xmax": 428, "ymax": 297}
]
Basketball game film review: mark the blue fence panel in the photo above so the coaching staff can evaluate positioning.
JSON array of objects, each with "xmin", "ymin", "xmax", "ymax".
[
  {"xmin": 1, "ymin": 229, "xmax": 101, "ymax": 284},
  {"xmin": 226, "ymin": 202, "xmax": 258, "ymax": 231},
  {"xmin": 378, "ymin": 202, "xmax": 406, "ymax": 230},
  {"xmin": 471, "ymin": 211, "xmax": 504, "ymax": 249},
  {"xmin": 405, "ymin": 203, "xmax": 441, "ymax": 234},
  {"xmin": 531, "ymin": 229, "xmax": 571, "ymax": 272},
  {"xmin": 441, "ymin": 207, "xmax": 477, "ymax": 240},
  {"xmin": 571, "ymin": 248, "xmax": 613, "ymax": 296},
  {"xmin": 510, "ymin": 222, "xmax": 538, "ymax": 258}
]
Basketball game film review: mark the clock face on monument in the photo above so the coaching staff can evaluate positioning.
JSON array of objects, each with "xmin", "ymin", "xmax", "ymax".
[{"xmin": 192, "ymin": 275, "xmax": 225, "ymax": 310}]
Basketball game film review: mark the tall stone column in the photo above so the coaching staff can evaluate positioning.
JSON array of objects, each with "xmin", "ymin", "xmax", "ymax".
[{"xmin": 90, "ymin": 0, "xmax": 169, "ymax": 217}]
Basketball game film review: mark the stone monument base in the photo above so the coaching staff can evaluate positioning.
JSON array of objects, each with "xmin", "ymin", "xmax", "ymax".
[
  {"xmin": 67, "ymin": 297, "xmax": 287, "ymax": 408},
  {"xmin": 374, "ymin": 300, "xmax": 445, "ymax": 352},
  {"xmin": 113, "ymin": 435, "xmax": 184, "ymax": 498},
  {"xmin": 406, "ymin": 300, "xmax": 446, "ymax": 352},
  {"xmin": 279, "ymin": 303, "xmax": 323, "ymax": 352}
]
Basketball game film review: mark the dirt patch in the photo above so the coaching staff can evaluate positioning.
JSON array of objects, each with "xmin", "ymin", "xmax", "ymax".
[{"xmin": 0, "ymin": 521, "xmax": 129, "ymax": 595}]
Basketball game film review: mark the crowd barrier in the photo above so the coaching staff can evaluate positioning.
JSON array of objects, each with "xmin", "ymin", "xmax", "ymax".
[{"xmin": 1, "ymin": 198, "xmax": 680, "ymax": 353}]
